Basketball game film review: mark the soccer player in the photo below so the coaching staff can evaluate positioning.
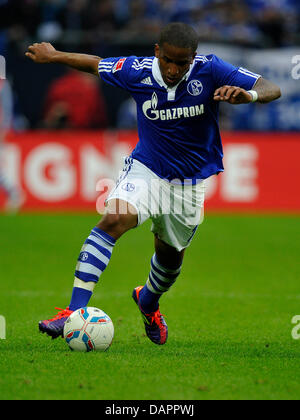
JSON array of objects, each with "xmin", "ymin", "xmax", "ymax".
[{"xmin": 26, "ymin": 23, "xmax": 281, "ymax": 345}]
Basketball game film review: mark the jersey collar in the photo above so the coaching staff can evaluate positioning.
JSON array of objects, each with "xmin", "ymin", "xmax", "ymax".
[{"xmin": 152, "ymin": 57, "xmax": 196, "ymax": 90}]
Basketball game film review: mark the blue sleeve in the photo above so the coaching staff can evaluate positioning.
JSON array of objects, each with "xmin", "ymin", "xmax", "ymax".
[
  {"xmin": 98, "ymin": 56, "xmax": 139, "ymax": 91},
  {"xmin": 211, "ymin": 55, "xmax": 261, "ymax": 90}
]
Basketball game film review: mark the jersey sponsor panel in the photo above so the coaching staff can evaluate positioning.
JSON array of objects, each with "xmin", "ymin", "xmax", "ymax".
[{"xmin": 142, "ymin": 92, "xmax": 205, "ymax": 121}]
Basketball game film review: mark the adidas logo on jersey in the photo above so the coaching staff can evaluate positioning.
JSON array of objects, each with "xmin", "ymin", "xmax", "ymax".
[{"xmin": 141, "ymin": 77, "xmax": 153, "ymax": 86}]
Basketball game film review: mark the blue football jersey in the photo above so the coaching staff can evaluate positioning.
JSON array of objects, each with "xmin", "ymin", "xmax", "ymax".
[{"xmin": 98, "ymin": 55, "xmax": 260, "ymax": 183}]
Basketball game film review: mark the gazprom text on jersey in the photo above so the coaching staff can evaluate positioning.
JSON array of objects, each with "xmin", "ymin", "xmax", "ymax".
[{"xmin": 143, "ymin": 103, "xmax": 205, "ymax": 121}]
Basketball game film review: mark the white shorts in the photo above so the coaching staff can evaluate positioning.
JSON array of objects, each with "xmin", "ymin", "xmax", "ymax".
[{"xmin": 106, "ymin": 158, "xmax": 205, "ymax": 252}]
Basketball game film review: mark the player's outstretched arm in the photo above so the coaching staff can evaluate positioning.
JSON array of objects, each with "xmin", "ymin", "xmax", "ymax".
[
  {"xmin": 251, "ymin": 77, "xmax": 282, "ymax": 104},
  {"xmin": 25, "ymin": 42, "xmax": 102, "ymax": 76},
  {"xmin": 213, "ymin": 78, "xmax": 281, "ymax": 105}
]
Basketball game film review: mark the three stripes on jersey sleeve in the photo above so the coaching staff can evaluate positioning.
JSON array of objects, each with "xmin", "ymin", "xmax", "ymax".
[
  {"xmin": 132, "ymin": 58, "xmax": 153, "ymax": 71},
  {"xmin": 98, "ymin": 61, "xmax": 115, "ymax": 73},
  {"xmin": 238, "ymin": 67, "xmax": 261, "ymax": 80}
]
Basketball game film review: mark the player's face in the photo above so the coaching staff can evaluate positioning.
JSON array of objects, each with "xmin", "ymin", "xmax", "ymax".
[{"xmin": 155, "ymin": 43, "xmax": 196, "ymax": 87}]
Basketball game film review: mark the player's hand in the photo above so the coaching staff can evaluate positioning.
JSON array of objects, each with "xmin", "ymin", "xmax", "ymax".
[
  {"xmin": 213, "ymin": 86, "xmax": 253, "ymax": 105},
  {"xmin": 25, "ymin": 42, "xmax": 57, "ymax": 64}
]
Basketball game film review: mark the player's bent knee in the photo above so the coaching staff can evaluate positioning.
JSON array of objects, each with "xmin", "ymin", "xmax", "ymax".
[{"xmin": 97, "ymin": 212, "xmax": 137, "ymax": 239}]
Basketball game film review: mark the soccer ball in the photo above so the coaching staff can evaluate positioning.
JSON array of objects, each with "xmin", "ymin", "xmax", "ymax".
[{"xmin": 63, "ymin": 307, "xmax": 114, "ymax": 352}]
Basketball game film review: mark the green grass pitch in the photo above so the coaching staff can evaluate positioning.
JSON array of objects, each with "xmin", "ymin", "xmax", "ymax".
[{"xmin": 0, "ymin": 213, "xmax": 300, "ymax": 400}]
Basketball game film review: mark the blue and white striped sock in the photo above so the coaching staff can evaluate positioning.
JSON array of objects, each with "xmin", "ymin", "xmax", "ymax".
[
  {"xmin": 69, "ymin": 227, "xmax": 116, "ymax": 311},
  {"xmin": 139, "ymin": 254, "xmax": 182, "ymax": 314}
]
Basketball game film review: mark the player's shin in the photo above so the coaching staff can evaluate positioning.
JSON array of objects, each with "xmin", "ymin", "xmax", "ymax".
[
  {"xmin": 69, "ymin": 227, "xmax": 116, "ymax": 311},
  {"xmin": 139, "ymin": 253, "xmax": 182, "ymax": 313}
]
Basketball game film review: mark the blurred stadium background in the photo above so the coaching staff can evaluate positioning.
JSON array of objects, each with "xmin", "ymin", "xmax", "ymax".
[{"xmin": 0, "ymin": 0, "xmax": 299, "ymax": 212}]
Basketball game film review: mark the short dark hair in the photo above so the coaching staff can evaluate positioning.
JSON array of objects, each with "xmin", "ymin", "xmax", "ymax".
[{"xmin": 158, "ymin": 23, "xmax": 199, "ymax": 52}]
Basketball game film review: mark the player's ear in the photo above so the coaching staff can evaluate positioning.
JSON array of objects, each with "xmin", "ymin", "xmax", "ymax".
[{"xmin": 154, "ymin": 44, "xmax": 160, "ymax": 58}]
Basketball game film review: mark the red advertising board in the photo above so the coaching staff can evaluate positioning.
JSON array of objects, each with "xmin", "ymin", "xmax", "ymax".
[{"xmin": 1, "ymin": 130, "xmax": 299, "ymax": 213}]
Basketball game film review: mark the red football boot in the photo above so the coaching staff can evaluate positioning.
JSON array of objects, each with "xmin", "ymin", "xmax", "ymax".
[
  {"xmin": 132, "ymin": 286, "xmax": 168, "ymax": 345},
  {"xmin": 39, "ymin": 307, "xmax": 73, "ymax": 339}
]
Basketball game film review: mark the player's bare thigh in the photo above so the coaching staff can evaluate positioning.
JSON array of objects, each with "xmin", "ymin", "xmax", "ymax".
[{"xmin": 96, "ymin": 199, "xmax": 138, "ymax": 240}]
